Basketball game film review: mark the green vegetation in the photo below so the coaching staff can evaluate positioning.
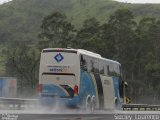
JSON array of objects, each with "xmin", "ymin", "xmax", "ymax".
[
  {"xmin": 0, "ymin": 44, "xmax": 7, "ymax": 74},
  {"xmin": 0, "ymin": 0, "xmax": 160, "ymax": 102},
  {"xmin": 38, "ymin": 10, "xmax": 160, "ymax": 104},
  {"xmin": 0, "ymin": 0, "xmax": 160, "ymax": 44}
]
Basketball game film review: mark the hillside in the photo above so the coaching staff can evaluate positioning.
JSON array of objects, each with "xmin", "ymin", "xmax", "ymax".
[
  {"xmin": 0, "ymin": 0, "xmax": 160, "ymax": 75},
  {"xmin": 0, "ymin": 0, "xmax": 160, "ymax": 43},
  {"xmin": 0, "ymin": 0, "xmax": 160, "ymax": 42}
]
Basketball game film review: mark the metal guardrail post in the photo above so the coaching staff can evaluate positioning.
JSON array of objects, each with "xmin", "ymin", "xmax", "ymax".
[
  {"xmin": 0, "ymin": 97, "xmax": 39, "ymax": 110},
  {"xmin": 122, "ymin": 104, "xmax": 160, "ymax": 111}
]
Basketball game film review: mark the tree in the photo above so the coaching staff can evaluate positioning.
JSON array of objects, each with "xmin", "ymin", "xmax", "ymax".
[
  {"xmin": 137, "ymin": 18, "xmax": 160, "ymax": 95},
  {"xmin": 76, "ymin": 17, "xmax": 105, "ymax": 55},
  {"xmin": 101, "ymin": 9, "xmax": 138, "ymax": 79},
  {"xmin": 39, "ymin": 12, "xmax": 76, "ymax": 48},
  {"xmin": 5, "ymin": 42, "xmax": 40, "ymax": 97}
]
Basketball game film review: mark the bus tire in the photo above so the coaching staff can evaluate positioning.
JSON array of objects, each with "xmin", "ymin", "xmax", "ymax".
[
  {"xmin": 115, "ymin": 99, "xmax": 118, "ymax": 109},
  {"xmin": 85, "ymin": 95, "xmax": 91, "ymax": 112},
  {"xmin": 91, "ymin": 96, "xmax": 96, "ymax": 112},
  {"xmin": 91, "ymin": 100, "xmax": 95, "ymax": 112}
]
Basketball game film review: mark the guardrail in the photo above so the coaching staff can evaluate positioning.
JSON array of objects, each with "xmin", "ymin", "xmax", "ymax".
[
  {"xmin": 0, "ymin": 97, "xmax": 160, "ymax": 111},
  {"xmin": 122, "ymin": 104, "xmax": 160, "ymax": 111},
  {"xmin": 0, "ymin": 97, "xmax": 39, "ymax": 110}
]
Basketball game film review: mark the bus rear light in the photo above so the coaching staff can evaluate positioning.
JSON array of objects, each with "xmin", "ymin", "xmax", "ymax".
[
  {"xmin": 56, "ymin": 48, "xmax": 63, "ymax": 52},
  {"xmin": 38, "ymin": 84, "xmax": 42, "ymax": 93},
  {"xmin": 74, "ymin": 85, "xmax": 78, "ymax": 96}
]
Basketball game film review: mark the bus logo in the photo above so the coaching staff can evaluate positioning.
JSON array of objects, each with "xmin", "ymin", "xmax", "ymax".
[{"xmin": 54, "ymin": 53, "xmax": 64, "ymax": 62}]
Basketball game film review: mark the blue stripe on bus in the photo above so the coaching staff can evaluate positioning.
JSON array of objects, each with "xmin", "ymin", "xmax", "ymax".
[
  {"xmin": 42, "ymin": 84, "xmax": 67, "ymax": 97},
  {"xmin": 112, "ymin": 76, "xmax": 122, "ymax": 104},
  {"xmin": 79, "ymin": 70, "xmax": 96, "ymax": 106},
  {"xmin": 40, "ymin": 84, "xmax": 80, "ymax": 108}
]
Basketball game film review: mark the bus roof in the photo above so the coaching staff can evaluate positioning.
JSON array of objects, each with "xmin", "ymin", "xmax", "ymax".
[
  {"xmin": 42, "ymin": 48, "xmax": 77, "ymax": 53},
  {"xmin": 42, "ymin": 48, "xmax": 120, "ymax": 65},
  {"xmin": 77, "ymin": 49, "xmax": 101, "ymax": 58}
]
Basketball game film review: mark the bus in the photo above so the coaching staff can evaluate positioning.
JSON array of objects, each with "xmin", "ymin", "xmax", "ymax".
[{"xmin": 38, "ymin": 48, "xmax": 126, "ymax": 111}]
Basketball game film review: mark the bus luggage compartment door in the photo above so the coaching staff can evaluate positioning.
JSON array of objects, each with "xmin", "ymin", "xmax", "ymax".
[{"xmin": 101, "ymin": 76, "xmax": 115, "ymax": 109}]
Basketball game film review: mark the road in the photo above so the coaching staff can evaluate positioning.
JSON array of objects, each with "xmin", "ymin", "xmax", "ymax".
[{"xmin": 0, "ymin": 109, "xmax": 160, "ymax": 120}]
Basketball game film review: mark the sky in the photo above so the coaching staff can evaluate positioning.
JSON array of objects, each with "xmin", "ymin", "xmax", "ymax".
[
  {"xmin": 0, "ymin": 0, "xmax": 11, "ymax": 4},
  {"xmin": 0, "ymin": 0, "xmax": 160, "ymax": 4},
  {"xmin": 114, "ymin": 0, "xmax": 160, "ymax": 3}
]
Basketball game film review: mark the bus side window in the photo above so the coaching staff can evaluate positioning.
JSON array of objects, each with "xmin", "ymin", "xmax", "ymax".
[
  {"xmin": 110, "ymin": 63, "xmax": 119, "ymax": 77},
  {"xmin": 80, "ymin": 55, "xmax": 84, "ymax": 68},
  {"xmin": 80, "ymin": 55, "xmax": 87, "ymax": 71},
  {"xmin": 87, "ymin": 56, "xmax": 91, "ymax": 72},
  {"xmin": 99, "ymin": 60, "xmax": 104, "ymax": 75},
  {"xmin": 90, "ymin": 59, "xmax": 94, "ymax": 72},
  {"xmin": 104, "ymin": 63, "xmax": 108, "ymax": 76},
  {"xmin": 94, "ymin": 58, "xmax": 99, "ymax": 73},
  {"xmin": 115, "ymin": 64, "xmax": 121, "ymax": 77},
  {"xmin": 107, "ymin": 65, "xmax": 110, "ymax": 76}
]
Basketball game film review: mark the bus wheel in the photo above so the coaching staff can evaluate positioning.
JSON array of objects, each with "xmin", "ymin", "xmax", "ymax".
[
  {"xmin": 85, "ymin": 97, "xmax": 91, "ymax": 112},
  {"xmin": 91, "ymin": 96, "xmax": 96, "ymax": 112},
  {"xmin": 115, "ymin": 99, "xmax": 118, "ymax": 109},
  {"xmin": 91, "ymin": 100, "xmax": 95, "ymax": 112}
]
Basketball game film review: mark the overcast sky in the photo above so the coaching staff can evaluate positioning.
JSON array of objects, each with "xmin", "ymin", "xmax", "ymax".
[
  {"xmin": 0, "ymin": 0, "xmax": 160, "ymax": 4},
  {"xmin": 114, "ymin": 0, "xmax": 160, "ymax": 3},
  {"xmin": 0, "ymin": 0, "xmax": 11, "ymax": 4}
]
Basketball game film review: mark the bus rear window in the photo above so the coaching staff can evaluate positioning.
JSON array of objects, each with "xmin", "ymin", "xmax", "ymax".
[{"xmin": 41, "ymin": 52, "xmax": 77, "ymax": 65}]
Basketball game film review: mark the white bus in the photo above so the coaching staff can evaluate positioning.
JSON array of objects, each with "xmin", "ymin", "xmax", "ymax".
[{"xmin": 38, "ymin": 48, "xmax": 125, "ymax": 110}]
